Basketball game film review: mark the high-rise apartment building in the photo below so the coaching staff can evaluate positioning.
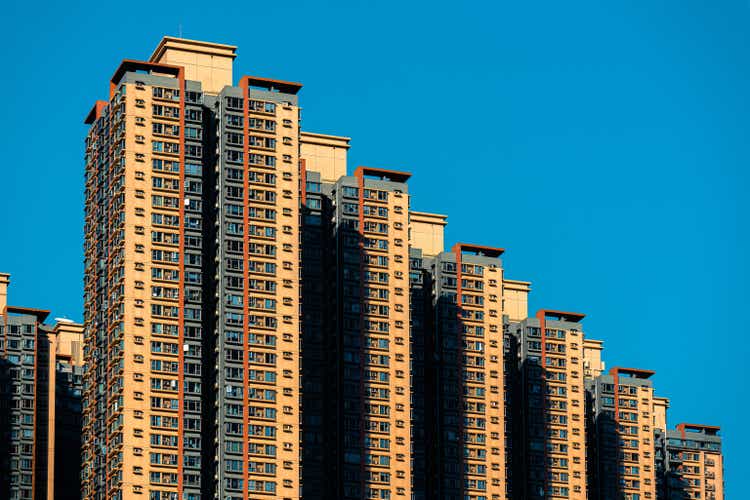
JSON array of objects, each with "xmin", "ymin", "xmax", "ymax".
[
  {"xmin": 587, "ymin": 367, "xmax": 659, "ymax": 500},
  {"xmin": 329, "ymin": 167, "xmax": 412, "ymax": 499},
  {"xmin": 664, "ymin": 424, "xmax": 724, "ymax": 500},
  {"xmin": 500, "ymin": 278, "xmax": 531, "ymax": 500},
  {"xmin": 82, "ymin": 54, "xmax": 212, "ymax": 500},
  {"xmin": 408, "ymin": 217, "xmax": 531, "ymax": 500},
  {"xmin": 298, "ymin": 162, "xmax": 335, "ymax": 498},
  {"xmin": 82, "ymin": 37, "xmax": 306, "ymax": 500},
  {"xmin": 297, "ymin": 131, "xmax": 351, "ymax": 497},
  {"xmin": 509, "ymin": 310, "xmax": 588, "ymax": 499},
  {"xmin": 430, "ymin": 244, "xmax": 507, "ymax": 500},
  {"xmin": 78, "ymin": 35, "xmax": 726, "ymax": 500},
  {"xmin": 406, "ymin": 210, "xmax": 445, "ymax": 500},
  {"xmin": 0, "ymin": 273, "xmax": 84, "ymax": 500},
  {"xmin": 212, "ymin": 76, "xmax": 303, "ymax": 500},
  {"xmin": 82, "ymin": 35, "xmax": 415, "ymax": 500},
  {"xmin": 408, "ymin": 247, "xmax": 430, "ymax": 500},
  {"xmin": 653, "ymin": 396, "xmax": 670, "ymax": 499}
]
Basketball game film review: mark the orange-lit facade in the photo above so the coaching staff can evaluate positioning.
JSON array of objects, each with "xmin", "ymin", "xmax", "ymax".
[
  {"xmin": 82, "ymin": 57, "xmax": 200, "ymax": 500},
  {"xmin": 588, "ymin": 367, "xmax": 658, "ymax": 500},
  {"xmin": 76, "ymin": 35, "xmax": 728, "ymax": 500},
  {"xmin": 82, "ymin": 37, "xmax": 302, "ymax": 500},
  {"xmin": 665, "ymin": 424, "xmax": 724, "ymax": 500},
  {"xmin": 214, "ymin": 75, "xmax": 303, "ymax": 500},
  {"xmin": 430, "ymin": 244, "xmax": 507, "ymax": 500},
  {"xmin": 509, "ymin": 310, "xmax": 588, "ymax": 499},
  {"xmin": 330, "ymin": 167, "xmax": 412, "ymax": 499}
]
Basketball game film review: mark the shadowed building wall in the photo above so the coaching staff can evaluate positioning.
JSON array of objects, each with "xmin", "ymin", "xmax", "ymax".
[
  {"xmin": 431, "ymin": 244, "xmax": 507, "ymax": 500},
  {"xmin": 664, "ymin": 424, "xmax": 724, "ymax": 500},
  {"xmin": 509, "ymin": 310, "xmax": 588, "ymax": 499},
  {"xmin": 0, "ymin": 273, "xmax": 84, "ymax": 500}
]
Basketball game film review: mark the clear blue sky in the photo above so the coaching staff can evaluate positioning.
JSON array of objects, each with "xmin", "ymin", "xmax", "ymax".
[{"xmin": 1, "ymin": 0, "xmax": 746, "ymax": 495}]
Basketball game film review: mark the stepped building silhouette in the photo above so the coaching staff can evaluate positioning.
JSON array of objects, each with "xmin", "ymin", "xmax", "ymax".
[{"xmin": 78, "ymin": 36, "xmax": 724, "ymax": 500}]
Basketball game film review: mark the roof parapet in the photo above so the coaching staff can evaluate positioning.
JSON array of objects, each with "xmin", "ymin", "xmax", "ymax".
[
  {"xmin": 536, "ymin": 309, "xmax": 586, "ymax": 323},
  {"xmin": 676, "ymin": 423, "xmax": 721, "ymax": 436},
  {"xmin": 241, "ymin": 75, "xmax": 303, "ymax": 95},
  {"xmin": 5, "ymin": 306, "xmax": 51, "ymax": 323},
  {"xmin": 452, "ymin": 243, "xmax": 504, "ymax": 258},
  {"xmin": 609, "ymin": 366, "xmax": 655, "ymax": 379},
  {"xmin": 300, "ymin": 131, "xmax": 351, "ymax": 149},
  {"xmin": 411, "ymin": 211, "xmax": 447, "ymax": 226},
  {"xmin": 109, "ymin": 59, "xmax": 184, "ymax": 98},
  {"xmin": 354, "ymin": 166, "xmax": 411, "ymax": 183},
  {"xmin": 149, "ymin": 36, "xmax": 237, "ymax": 63}
]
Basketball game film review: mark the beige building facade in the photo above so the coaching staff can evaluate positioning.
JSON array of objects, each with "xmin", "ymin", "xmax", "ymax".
[
  {"xmin": 334, "ymin": 167, "xmax": 413, "ymax": 499},
  {"xmin": 666, "ymin": 424, "xmax": 724, "ymax": 500},
  {"xmin": 82, "ymin": 37, "xmax": 303, "ymax": 500},
  {"xmin": 76, "ymin": 34, "xmax": 727, "ymax": 500},
  {"xmin": 408, "ymin": 211, "xmax": 447, "ymax": 258},
  {"xmin": 430, "ymin": 244, "xmax": 507, "ymax": 499},
  {"xmin": 510, "ymin": 310, "xmax": 588, "ymax": 499}
]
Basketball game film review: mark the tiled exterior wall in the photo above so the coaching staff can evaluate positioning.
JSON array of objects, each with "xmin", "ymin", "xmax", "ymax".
[{"xmin": 77, "ymin": 36, "xmax": 727, "ymax": 500}]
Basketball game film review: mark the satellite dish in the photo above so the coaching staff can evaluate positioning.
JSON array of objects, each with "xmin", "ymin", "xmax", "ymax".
[{"xmin": 55, "ymin": 317, "xmax": 74, "ymax": 323}]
